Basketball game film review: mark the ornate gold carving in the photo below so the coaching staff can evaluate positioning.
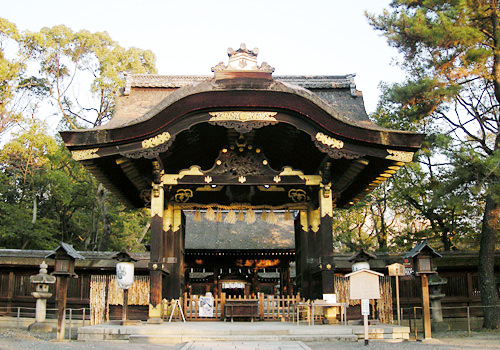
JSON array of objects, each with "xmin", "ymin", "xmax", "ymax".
[
  {"xmin": 208, "ymin": 112, "xmax": 278, "ymax": 133},
  {"xmin": 142, "ymin": 132, "xmax": 171, "ymax": 149},
  {"xmin": 209, "ymin": 111, "xmax": 277, "ymax": 122},
  {"xmin": 150, "ymin": 186, "xmax": 164, "ymax": 216},
  {"xmin": 163, "ymin": 206, "xmax": 173, "ymax": 232},
  {"xmin": 238, "ymin": 176, "xmax": 247, "ymax": 183},
  {"xmin": 174, "ymin": 189, "xmax": 193, "ymax": 203},
  {"xmin": 71, "ymin": 148, "xmax": 99, "ymax": 161},
  {"xmin": 280, "ymin": 167, "xmax": 305, "ymax": 177},
  {"xmin": 279, "ymin": 167, "xmax": 321, "ymax": 185},
  {"xmin": 386, "ymin": 149, "xmax": 414, "ymax": 162},
  {"xmin": 273, "ymin": 176, "xmax": 281, "ymax": 183},
  {"xmin": 209, "ymin": 111, "xmax": 277, "ymax": 123},
  {"xmin": 315, "ymin": 132, "xmax": 344, "ymax": 149},
  {"xmin": 204, "ymin": 176, "xmax": 213, "ymax": 183},
  {"xmin": 320, "ymin": 183, "xmax": 333, "ymax": 218},
  {"xmin": 300, "ymin": 210, "xmax": 308, "ymax": 232},
  {"xmin": 288, "ymin": 189, "xmax": 307, "ymax": 203},
  {"xmin": 172, "ymin": 209, "xmax": 182, "ymax": 232},
  {"xmin": 314, "ymin": 132, "xmax": 362, "ymax": 159},
  {"xmin": 161, "ymin": 166, "xmax": 204, "ymax": 185},
  {"xmin": 308, "ymin": 208, "xmax": 320, "ymax": 233}
]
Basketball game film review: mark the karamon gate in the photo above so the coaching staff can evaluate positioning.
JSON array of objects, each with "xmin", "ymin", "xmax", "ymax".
[{"xmin": 61, "ymin": 44, "xmax": 424, "ymax": 323}]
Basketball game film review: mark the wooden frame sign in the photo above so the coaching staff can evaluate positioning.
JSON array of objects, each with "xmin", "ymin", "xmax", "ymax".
[{"xmin": 345, "ymin": 269, "xmax": 384, "ymax": 300}]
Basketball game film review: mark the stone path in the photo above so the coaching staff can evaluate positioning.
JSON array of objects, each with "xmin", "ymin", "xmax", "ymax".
[{"xmin": 179, "ymin": 340, "xmax": 311, "ymax": 350}]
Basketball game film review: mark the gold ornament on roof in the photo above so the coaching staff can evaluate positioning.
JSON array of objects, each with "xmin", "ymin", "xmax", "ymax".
[
  {"xmin": 386, "ymin": 149, "xmax": 414, "ymax": 162},
  {"xmin": 142, "ymin": 132, "xmax": 171, "ymax": 149},
  {"xmin": 71, "ymin": 148, "xmax": 99, "ymax": 161},
  {"xmin": 315, "ymin": 132, "xmax": 344, "ymax": 149},
  {"xmin": 208, "ymin": 111, "xmax": 277, "ymax": 123}
]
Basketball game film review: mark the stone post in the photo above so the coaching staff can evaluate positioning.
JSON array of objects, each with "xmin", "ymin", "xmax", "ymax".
[{"xmin": 429, "ymin": 275, "xmax": 449, "ymax": 331}]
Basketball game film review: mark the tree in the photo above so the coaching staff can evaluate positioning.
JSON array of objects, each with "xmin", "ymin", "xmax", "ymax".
[
  {"xmin": 0, "ymin": 18, "xmax": 24, "ymax": 136},
  {"xmin": 0, "ymin": 22, "xmax": 157, "ymax": 252},
  {"xmin": 0, "ymin": 121, "xmax": 59, "ymax": 248},
  {"xmin": 368, "ymin": 0, "xmax": 500, "ymax": 328},
  {"xmin": 21, "ymin": 25, "xmax": 157, "ymax": 128}
]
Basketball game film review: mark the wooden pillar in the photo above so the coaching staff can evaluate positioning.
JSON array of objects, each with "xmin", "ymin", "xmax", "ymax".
[
  {"xmin": 179, "ymin": 212, "xmax": 186, "ymax": 295},
  {"xmin": 422, "ymin": 273, "xmax": 432, "ymax": 339},
  {"xmin": 164, "ymin": 204, "xmax": 174, "ymax": 299},
  {"xmin": 294, "ymin": 218, "xmax": 302, "ymax": 294},
  {"xmin": 318, "ymin": 183, "xmax": 334, "ymax": 294},
  {"xmin": 296, "ymin": 210, "xmax": 313, "ymax": 299},
  {"xmin": 56, "ymin": 276, "xmax": 68, "ymax": 340},
  {"xmin": 7, "ymin": 271, "xmax": 14, "ymax": 314},
  {"xmin": 307, "ymin": 206, "xmax": 321, "ymax": 299},
  {"xmin": 166, "ymin": 208, "xmax": 183, "ymax": 299},
  {"xmin": 213, "ymin": 267, "xmax": 219, "ymax": 296},
  {"xmin": 148, "ymin": 184, "xmax": 164, "ymax": 323}
]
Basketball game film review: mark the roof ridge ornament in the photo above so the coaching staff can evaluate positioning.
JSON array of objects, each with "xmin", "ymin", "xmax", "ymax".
[{"xmin": 211, "ymin": 43, "xmax": 275, "ymax": 80}]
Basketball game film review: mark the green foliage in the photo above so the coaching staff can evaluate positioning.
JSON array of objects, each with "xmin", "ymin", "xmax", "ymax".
[
  {"xmin": 0, "ymin": 17, "xmax": 24, "ymax": 135},
  {"xmin": 21, "ymin": 25, "xmax": 157, "ymax": 128},
  {"xmin": 0, "ymin": 20, "xmax": 156, "ymax": 251},
  {"xmin": 368, "ymin": 0, "xmax": 500, "ymax": 328}
]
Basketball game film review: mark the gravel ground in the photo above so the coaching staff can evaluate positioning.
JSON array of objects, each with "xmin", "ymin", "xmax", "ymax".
[{"xmin": 0, "ymin": 329, "xmax": 500, "ymax": 350}]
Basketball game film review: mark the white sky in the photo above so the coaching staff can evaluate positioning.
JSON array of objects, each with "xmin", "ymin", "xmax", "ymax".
[{"xmin": 2, "ymin": 0, "xmax": 404, "ymax": 114}]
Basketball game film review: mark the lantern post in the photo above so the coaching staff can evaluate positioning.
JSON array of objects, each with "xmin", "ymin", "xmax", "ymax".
[
  {"xmin": 387, "ymin": 263, "xmax": 405, "ymax": 325},
  {"xmin": 46, "ymin": 242, "xmax": 84, "ymax": 341},
  {"xmin": 403, "ymin": 242, "xmax": 441, "ymax": 340},
  {"xmin": 113, "ymin": 250, "xmax": 138, "ymax": 325}
]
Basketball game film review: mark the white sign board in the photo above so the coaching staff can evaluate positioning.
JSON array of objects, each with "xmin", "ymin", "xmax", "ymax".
[
  {"xmin": 199, "ymin": 296, "xmax": 214, "ymax": 317},
  {"xmin": 345, "ymin": 269, "xmax": 383, "ymax": 300},
  {"xmin": 361, "ymin": 299, "xmax": 370, "ymax": 316},
  {"xmin": 323, "ymin": 294, "xmax": 337, "ymax": 303}
]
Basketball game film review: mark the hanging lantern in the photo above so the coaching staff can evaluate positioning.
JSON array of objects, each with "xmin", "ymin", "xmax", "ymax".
[{"xmin": 116, "ymin": 262, "xmax": 135, "ymax": 289}]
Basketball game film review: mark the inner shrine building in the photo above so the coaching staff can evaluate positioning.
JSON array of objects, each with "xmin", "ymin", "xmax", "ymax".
[{"xmin": 61, "ymin": 44, "xmax": 424, "ymax": 322}]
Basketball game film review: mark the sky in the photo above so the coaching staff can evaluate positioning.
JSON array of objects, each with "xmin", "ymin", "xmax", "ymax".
[{"xmin": 2, "ymin": 0, "xmax": 405, "ymax": 114}]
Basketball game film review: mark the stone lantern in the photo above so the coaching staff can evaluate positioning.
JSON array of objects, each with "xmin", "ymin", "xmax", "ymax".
[{"xmin": 29, "ymin": 261, "xmax": 56, "ymax": 332}]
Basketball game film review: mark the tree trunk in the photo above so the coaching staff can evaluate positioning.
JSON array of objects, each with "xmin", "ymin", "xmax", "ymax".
[{"xmin": 478, "ymin": 191, "xmax": 500, "ymax": 329}]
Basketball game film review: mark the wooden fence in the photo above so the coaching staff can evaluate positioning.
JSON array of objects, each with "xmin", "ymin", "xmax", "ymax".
[{"xmin": 162, "ymin": 293, "xmax": 306, "ymax": 322}]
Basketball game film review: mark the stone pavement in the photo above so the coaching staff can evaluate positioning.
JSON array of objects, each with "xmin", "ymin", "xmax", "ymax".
[{"xmin": 178, "ymin": 340, "xmax": 311, "ymax": 350}]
